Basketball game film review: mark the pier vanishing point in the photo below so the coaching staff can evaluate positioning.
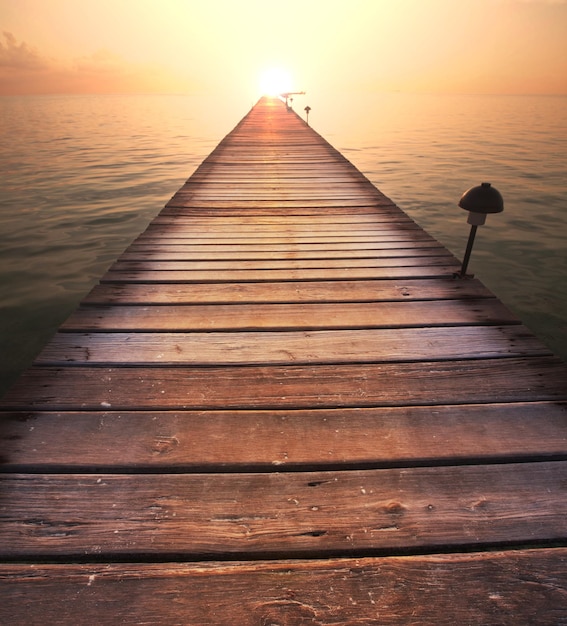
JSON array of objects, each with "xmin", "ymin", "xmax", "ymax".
[{"xmin": 1, "ymin": 97, "xmax": 567, "ymax": 624}]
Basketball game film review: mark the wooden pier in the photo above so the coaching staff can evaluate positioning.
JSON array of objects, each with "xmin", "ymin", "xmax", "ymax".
[{"xmin": 1, "ymin": 96, "xmax": 566, "ymax": 624}]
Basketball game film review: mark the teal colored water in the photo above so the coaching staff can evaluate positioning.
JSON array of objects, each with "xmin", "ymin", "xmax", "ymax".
[{"xmin": 1, "ymin": 93, "xmax": 566, "ymax": 395}]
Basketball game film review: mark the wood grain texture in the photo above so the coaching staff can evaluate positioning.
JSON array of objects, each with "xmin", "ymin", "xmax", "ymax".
[
  {"xmin": 110, "ymin": 252, "xmax": 452, "ymax": 270},
  {"xmin": 164, "ymin": 199, "xmax": 397, "ymax": 211},
  {"xmin": 124, "ymin": 238, "xmax": 436, "ymax": 253},
  {"xmin": 99, "ymin": 264, "xmax": 462, "ymax": 283},
  {"xmin": 37, "ymin": 326, "xmax": 548, "ymax": 365},
  {"xmin": 118, "ymin": 246, "xmax": 444, "ymax": 262},
  {"xmin": 82, "ymin": 277, "xmax": 495, "ymax": 304},
  {"xmin": 1, "ymin": 462, "xmax": 566, "ymax": 558},
  {"xmin": 2, "ymin": 550, "xmax": 566, "ymax": 625},
  {"xmin": 60, "ymin": 299, "xmax": 519, "ymax": 331},
  {"xmin": 2, "ymin": 403, "xmax": 566, "ymax": 470},
  {"xmin": 3, "ymin": 358, "xmax": 567, "ymax": 411},
  {"xmin": 151, "ymin": 212, "xmax": 410, "ymax": 221},
  {"xmin": 146, "ymin": 217, "xmax": 419, "ymax": 229},
  {"xmin": 131, "ymin": 231, "xmax": 426, "ymax": 243}
]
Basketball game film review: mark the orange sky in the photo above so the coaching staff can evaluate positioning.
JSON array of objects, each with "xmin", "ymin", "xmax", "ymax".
[{"xmin": 1, "ymin": 0, "xmax": 566, "ymax": 98}]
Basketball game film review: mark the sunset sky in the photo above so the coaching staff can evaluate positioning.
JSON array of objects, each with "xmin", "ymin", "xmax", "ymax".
[{"xmin": 1, "ymin": 0, "xmax": 566, "ymax": 98}]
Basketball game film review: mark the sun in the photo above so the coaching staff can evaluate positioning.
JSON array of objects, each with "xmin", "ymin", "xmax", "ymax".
[{"xmin": 258, "ymin": 67, "xmax": 293, "ymax": 97}]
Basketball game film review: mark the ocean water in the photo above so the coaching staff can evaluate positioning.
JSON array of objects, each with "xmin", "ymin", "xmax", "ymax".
[{"xmin": 1, "ymin": 92, "xmax": 566, "ymax": 394}]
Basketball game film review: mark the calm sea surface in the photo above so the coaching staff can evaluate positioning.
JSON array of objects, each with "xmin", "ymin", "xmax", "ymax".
[{"xmin": 1, "ymin": 93, "xmax": 566, "ymax": 394}]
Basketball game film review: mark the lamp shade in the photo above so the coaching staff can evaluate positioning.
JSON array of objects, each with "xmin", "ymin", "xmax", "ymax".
[{"xmin": 458, "ymin": 182, "xmax": 504, "ymax": 214}]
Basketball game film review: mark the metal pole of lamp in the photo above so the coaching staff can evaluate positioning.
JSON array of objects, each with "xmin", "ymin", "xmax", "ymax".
[{"xmin": 458, "ymin": 182, "xmax": 504, "ymax": 278}]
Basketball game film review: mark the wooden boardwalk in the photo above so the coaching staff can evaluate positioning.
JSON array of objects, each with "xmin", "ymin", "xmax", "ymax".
[{"xmin": 1, "ymin": 96, "xmax": 567, "ymax": 624}]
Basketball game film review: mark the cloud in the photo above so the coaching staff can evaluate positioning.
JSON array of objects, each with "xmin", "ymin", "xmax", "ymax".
[
  {"xmin": 0, "ymin": 31, "xmax": 48, "ymax": 70},
  {"xmin": 0, "ymin": 33, "xmax": 190, "ymax": 95}
]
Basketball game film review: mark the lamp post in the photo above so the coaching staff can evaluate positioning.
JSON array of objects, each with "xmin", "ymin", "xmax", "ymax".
[
  {"xmin": 304, "ymin": 105, "xmax": 311, "ymax": 125},
  {"xmin": 458, "ymin": 182, "xmax": 504, "ymax": 278}
]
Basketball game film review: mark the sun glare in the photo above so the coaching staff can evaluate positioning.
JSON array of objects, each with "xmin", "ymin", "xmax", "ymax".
[{"xmin": 259, "ymin": 67, "xmax": 293, "ymax": 97}]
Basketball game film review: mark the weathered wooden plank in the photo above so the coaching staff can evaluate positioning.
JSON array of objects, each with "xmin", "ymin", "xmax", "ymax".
[
  {"xmin": 124, "ymin": 239, "xmax": 439, "ymax": 253},
  {"xmin": 133, "ymin": 227, "xmax": 426, "ymax": 241},
  {"xmin": 61, "ymin": 300, "xmax": 518, "ymax": 331},
  {"xmin": 139, "ymin": 226, "xmax": 428, "ymax": 237},
  {"xmin": 38, "ymin": 326, "xmax": 547, "ymax": 366},
  {"xmin": 118, "ymin": 246, "xmax": 445, "ymax": 262},
  {"xmin": 140, "ymin": 223, "xmax": 426, "ymax": 235},
  {"xmin": 3, "ymin": 358, "xmax": 566, "ymax": 411},
  {"xmin": 133, "ymin": 231, "xmax": 428, "ymax": 244},
  {"xmin": 163, "ymin": 201, "xmax": 400, "ymax": 212},
  {"xmin": 184, "ymin": 155, "xmax": 367, "ymax": 163},
  {"xmin": 109, "ymin": 254, "xmax": 454, "ymax": 273},
  {"xmin": 166, "ymin": 190, "xmax": 386, "ymax": 199},
  {"xmin": 184, "ymin": 171, "xmax": 370, "ymax": 178},
  {"xmin": 188, "ymin": 172, "xmax": 374, "ymax": 178},
  {"xmin": 100, "ymin": 262, "xmax": 461, "ymax": 284},
  {"xmin": 186, "ymin": 155, "xmax": 365, "ymax": 162},
  {"xmin": 127, "ymin": 233, "xmax": 437, "ymax": 246},
  {"xmin": 129, "ymin": 234, "xmax": 427, "ymax": 246},
  {"xmin": 155, "ymin": 204, "xmax": 401, "ymax": 214},
  {"xmin": 176, "ymin": 189, "xmax": 383, "ymax": 198},
  {"xmin": 184, "ymin": 165, "xmax": 376, "ymax": 173},
  {"xmin": 82, "ymin": 278, "xmax": 495, "ymax": 305},
  {"xmin": 2, "ymin": 403, "xmax": 565, "ymax": 471},
  {"xmin": 1, "ymin": 550, "xmax": 565, "ymax": 625},
  {"xmin": 173, "ymin": 197, "xmax": 386, "ymax": 205},
  {"xmin": 1, "ymin": 462, "xmax": 566, "ymax": 558},
  {"xmin": 182, "ymin": 178, "xmax": 380, "ymax": 186},
  {"xmin": 152, "ymin": 214, "xmax": 401, "ymax": 224},
  {"xmin": 128, "ymin": 239, "xmax": 432, "ymax": 250},
  {"xmin": 182, "ymin": 176, "xmax": 374, "ymax": 183},
  {"xmin": 166, "ymin": 192, "xmax": 394, "ymax": 201},
  {"xmin": 158, "ymin": 196, "xmax": 400, "ymax": 206},
  {"xmin": 190, "ymin": 160, "xmax": 369, "ymax": 167},
  {"xmin": 141, "ymin": 225, "xmax": 432, "ymax": 237}
]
